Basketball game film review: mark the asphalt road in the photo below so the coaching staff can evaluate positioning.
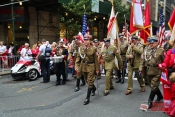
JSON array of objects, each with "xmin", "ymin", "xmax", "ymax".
[{"xmin": 0, "ymin": 74, "xmax": 169, "ymax": 117}]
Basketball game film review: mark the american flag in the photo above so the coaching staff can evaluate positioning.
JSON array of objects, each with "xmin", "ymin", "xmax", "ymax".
[
  {"xmin": 158, "ymin": 8, "xmax": 165, "ymax": 46},
  {"xmin": 82, "ymin": 12, "xmax": 88, "ymax": 36}
]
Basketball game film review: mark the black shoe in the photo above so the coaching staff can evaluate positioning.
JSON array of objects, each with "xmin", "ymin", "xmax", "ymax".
[
  {"xmin": 62, "ymin": 81, "xmax": 66, "ymax": 85},
  {"xmin": 91, "ymin": 86, "xmax": 96, "ymax": 96},
  {"xmin": 84, "ymin": 88, "xmax": 91, "ymax": 105},
  {"xmin": 55, "ymin": 82, "xmax": 60, "ymax": 86},
  {"xmin": 115, "ymin": 78, "xmax": 121, "ymax": 83},
  {"xmin": 120, "ymin": 78, "xmax": 124, "ymax": 84},
  {"xmin": 84, "ymin": 99, "xmax": 90, "ymax": 105},
  {"xmin": 104, "ymin": 92, "xmax": 109, "ymax": 96},
  {"xmin": 74, "ymin": 87, "xmax": 79, "ymax": 92},
  {"xmin": 148, "ymin": 99, "xmax": 153, "ymax": 109},
  {"xmin": 145, "ymin": 83, "xmax": 149, "ymax": 85},
  {"xmin": 110, "ymin": 86, "xmax": 114, "ymax": 90},
  {"xmin": 81, "ymin": 82, "xmax": 86, "ymax": 86}
]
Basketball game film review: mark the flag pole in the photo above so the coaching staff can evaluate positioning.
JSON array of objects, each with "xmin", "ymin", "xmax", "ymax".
[{"xmin": 150, "ymin": 22, "xmax": 153, "ymax": 36}]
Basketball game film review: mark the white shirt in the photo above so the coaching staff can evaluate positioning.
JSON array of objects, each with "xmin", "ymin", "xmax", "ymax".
[
  {"xmin": 39, "ymin": 44, "xmax": 47, "ymax": 55},
  {"xmin": 8, "ymin": 46, "xmax": 14, "ymax": 54},
  {"xmin": 20, "ymin": 48, "xmax": 32, "ymax": 61},
  {"xmin": 0, "ymin": 45, "xmax": 7, "ymax": 53}
]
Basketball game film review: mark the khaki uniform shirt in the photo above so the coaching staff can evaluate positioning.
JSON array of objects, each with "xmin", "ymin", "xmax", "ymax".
[
  {"xmin": 126, "ymin": 43, "xmax": 143, "ymax": 69},
  {"xmin": 75, "ymin": 45, "xmax": 100, "ymax": 72},
  {"xmin": 102, "ymin": 45, "xmax": 123, "ymax": 70},
  {"xmin": 140, "ymin": 46, "xmax": 164, "ymax": 75},
  {"xmin": 120, "ymin": 40, "xmax": 129, "ymax": 61}
]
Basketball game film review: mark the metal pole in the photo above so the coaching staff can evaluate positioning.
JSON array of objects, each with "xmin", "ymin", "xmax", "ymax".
[
  {"xmin": 58, "ymin": 9, "xmax": 60, "ymax": 39},
  {"xmin": 11, "ymin": 0, "xmax": 16, "ymax": 53},
  {"xmin": 37, "ymin": 9, "xmax": 39, "ymax": 41}
]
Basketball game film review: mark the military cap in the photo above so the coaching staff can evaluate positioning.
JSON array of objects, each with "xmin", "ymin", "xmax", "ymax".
[
  {"xmin": 84, "ymin": 34, "xmax": 92, "ymax": 40},
  {"xmin": 93, "ymin": 39, "xmax": 98, "ymax": 43},
  {"xmin": 149, "ymin": 37, "xmax": 158, "ymax": 43},
  {"xmin": 119, "ymin": 33, "xmax": 124, "ymax": 38},
  {"xmin": 131, "ymin": 36, "xmax": 139, "ymax": 40},
  {"xmin": 104, "ymin": 38, "xmax": 110, "ymax": 42}
]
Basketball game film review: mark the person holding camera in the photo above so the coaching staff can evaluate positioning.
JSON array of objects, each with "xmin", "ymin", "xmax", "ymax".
[{"xmin": 54, "ymin": 39, "xmax": 68, "ymax": 85}]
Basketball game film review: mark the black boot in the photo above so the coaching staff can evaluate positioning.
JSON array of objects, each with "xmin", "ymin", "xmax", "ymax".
[
  {"xmin": 84, "ymin": 88, "xmax": 92, "ymax": 105},
  {"xmin": 148, "ymin": 90, "xmax": 156, "ymax": 109},
  {"xmin": 81, "ymin": 76, "xmax": 86, "ymax": 86},
  {"xmin": 155, "ymin": 88, "xmax": 163, "ymax": 102},
  {"xmin": 120, "ymin": 75, "xmax": 124, "ymax": 84},
  {"xmin": 74, "ymin": 79, "xmax": 80, "ymax": 92},
  {"xmin": 115, "ymin": 78, "xmax": 121, "ymax": 83},
  {"xmin": 116, "ymin": 70, "xmax": 121, "ymax": 83},
  {"xmin": 91, "ymin": 85, "xmax": 96, "ymax": 96}
]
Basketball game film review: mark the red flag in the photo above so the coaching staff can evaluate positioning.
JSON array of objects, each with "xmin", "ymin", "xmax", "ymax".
[
  {"xmin": 140, "ymin": 30, "xmax": 149, "ymax": 44},
  {"xmin": 168, "ymin": 8, "xmax": 175, "ymax": 32},
  {"xmin": 140, "ymin": 0, "xmax": 151, "ymax": 44},
  {"xmin": 144, "ymin": 0, "xmax": 151, "ymax": 29},
  {"xmin": 130, "ymin": 4, "xmax": 139, "ymax": 35}
]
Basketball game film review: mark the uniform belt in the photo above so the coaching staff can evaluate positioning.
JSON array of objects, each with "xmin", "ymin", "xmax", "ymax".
[
  {"xmin": 147, "ymin": 64, "xmax": 158, "ymax": 67},
  {"xmin": 83, "ymin": 61, "xmax": 94, "ymax": 64}
]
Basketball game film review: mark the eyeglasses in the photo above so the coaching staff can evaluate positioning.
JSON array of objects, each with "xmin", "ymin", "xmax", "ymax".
[{"xmin": 150, "ymin": 43, "xmax": 154, "ymax": 44}]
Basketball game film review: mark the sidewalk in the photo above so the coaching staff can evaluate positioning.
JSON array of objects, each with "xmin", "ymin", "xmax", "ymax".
[{"xmin": 0, "ymin": 69, "xmax": 11, "ymax": 76}]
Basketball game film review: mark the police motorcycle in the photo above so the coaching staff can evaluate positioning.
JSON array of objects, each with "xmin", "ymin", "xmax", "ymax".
[{"xmin": 11, "ymin": 55, "xmax": 41, "ymax": 81}]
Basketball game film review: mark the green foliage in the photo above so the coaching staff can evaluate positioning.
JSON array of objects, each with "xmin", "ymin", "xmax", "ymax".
[
  {"xmin": 113, "ymin": 0, "xmax": 130, "ymax": 31},
  {"xmin": 61, "ymin": 0, "xmax": 93, "ymax": 41}
]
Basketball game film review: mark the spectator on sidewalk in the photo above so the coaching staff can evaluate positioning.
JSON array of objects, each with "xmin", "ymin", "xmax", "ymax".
[
  {"xmin": 0, "ymin": 41, "xmax": 8, "ymax": 68},
  {"xmin": 8, "ymin": 43, "xmax": 14, "ymax": 67},
  {"xmin": 20, "ymin": 43, "xmax": 32, "ymax": 61},
  {"xmin": 36, "ymin": 39, "xmax": 51, "ymax": 83}
]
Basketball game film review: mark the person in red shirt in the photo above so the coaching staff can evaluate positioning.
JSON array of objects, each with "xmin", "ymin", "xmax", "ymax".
[
  {"xmin": 17, "ymin": 44, "xmax": 24, "ymax": 54},
  {"xmin": 160, "ymin": 48, "xmax": 175, "ymax": 75},
  {"xmin": 163, "ymin": 72, "xmax": 175, "ymax": 117},
  {"xmin": 31, "ymin": 44, "xmax": 39, "ymax": 58}
]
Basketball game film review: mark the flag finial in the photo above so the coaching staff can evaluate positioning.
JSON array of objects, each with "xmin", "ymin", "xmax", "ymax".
[{"xmin": 83, "ymin": 5, "xmax": 85, "ymax": 10}]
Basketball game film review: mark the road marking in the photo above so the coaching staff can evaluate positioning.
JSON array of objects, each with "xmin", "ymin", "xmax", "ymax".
[{"xmin": 17, "ymin": 86, "xmax": 38, "ymax": 93}]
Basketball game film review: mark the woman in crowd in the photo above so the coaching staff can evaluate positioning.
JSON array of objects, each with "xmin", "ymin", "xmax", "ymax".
[
  {"xmin": 51, "ymin": 42, "xmax": 57, "ymax": 57},
  {"xmin": 31, "ymin": 44, "xmax": 39, "ymax": 58}
]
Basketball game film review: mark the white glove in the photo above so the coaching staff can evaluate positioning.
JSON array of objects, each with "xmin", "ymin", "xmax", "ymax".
[{"xmin": 61, "ymin": 55, "xmax": 64, "ymax": 58}]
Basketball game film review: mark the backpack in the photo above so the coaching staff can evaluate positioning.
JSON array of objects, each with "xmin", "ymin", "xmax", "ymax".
[{"xmin": 45, "ymin": 45, "xmax": 52, "ymax": 57}]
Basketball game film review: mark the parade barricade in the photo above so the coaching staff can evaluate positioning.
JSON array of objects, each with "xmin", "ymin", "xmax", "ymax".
[{"xmin": 0, "ymin": 55, "xmax": 20, "ymax": 74}]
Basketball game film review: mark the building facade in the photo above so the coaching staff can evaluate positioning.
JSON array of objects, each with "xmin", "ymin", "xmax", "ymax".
[{"xmin": 0, "ymin": 0, "xmax": 112, "ymax": 50}]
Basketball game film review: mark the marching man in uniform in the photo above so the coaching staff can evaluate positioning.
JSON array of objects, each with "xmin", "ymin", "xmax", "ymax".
[
  {"xmin": 101, "ymin": 38, "xmax": 123, "ymax": 96},
  {"xmin": 116, "ymin": 33, "xmax": 129, "ymax": 84},
  {"xmin": 75, "ymin": 34, "xmax": 99, "ymax": 105},
  {"xmin": 140, "ymin": 37, "xmax": 164, "ymax": 109},
  {"xmin": 125, "ymin": 36, "xmax": 145, "ymax": 95},
  {"xmin": 68, "ymin": 36, "xmax": 86, "ymax": 92},
  {"xmin": 93, "ymin": 39, "xmax": 101, "ymax": 80}
]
